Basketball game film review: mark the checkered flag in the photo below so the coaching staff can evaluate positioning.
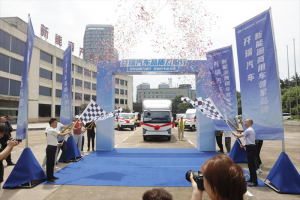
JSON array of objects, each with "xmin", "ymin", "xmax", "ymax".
[
  {"xmin": 79, "ymin": 100, "xmax": 123, "ymax": 124},
  {"xmin": 181, "ymin": 97, "xmax": 224, "ymax": 120}
]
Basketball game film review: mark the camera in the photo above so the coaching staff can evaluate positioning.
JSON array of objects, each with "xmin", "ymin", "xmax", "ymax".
[
  {"xmin": 186, "ymin": 170, "xmax": 205, "ymax": 191},
  {"xmin": 9, "ymin": 138, "xmax": 22, "ymax": 142}
]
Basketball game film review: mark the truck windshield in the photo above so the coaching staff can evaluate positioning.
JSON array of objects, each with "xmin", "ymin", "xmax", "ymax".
[
  {"xmin": 120, "ymin": 114, "xmax": 133, "ymax": 119},
  {"xmin": 143, "ymin": 111, "xmax": 171, "ymax": 123},
  {"xmin": 184, "ymin": 114, "xmax": 195, "ymax": 119}
]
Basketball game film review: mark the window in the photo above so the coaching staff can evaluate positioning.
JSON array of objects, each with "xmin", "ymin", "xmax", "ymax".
[
  {"xmin": 76, "ymin": 66, "xmax": 82, "ymax": 74},
  {"xmin": 0, "ymin": 30, "xmax": 10, "ymax": 51},
  {"xmin": 125, "ymin": 81, "xmax": 127, "ymax": 86},
  {"xmin": 84, "ymin": 94, "xmax": 90, "ymax": 101},
  {"xmin": 11, "ymin": 36, "xmax": 25, "ymax": 56},
  {"xmin": 40, "ymin": 51, "xmax": 52, "ymax": 63},
  {"xmin": 39, "ymin": 86, "xmax": 52, "ymax": 96},
  {"xmin": 84, "ymin": 81, "xmax": 91, "ymax": 89},
  {"xmin": 92, "ymin": 71, "xmax": 97, "ymax": 78},
  {"xmin": 10, "ymin": 58, "xmax": 23, "ymax": 76},
  {"xmin": 115, "ymin": 88, "xmax": 119, "ymax": 94},
  {"xmin": 75, "ymin": 79, "xmax": 82, "ymax": 87},
  {"xmin": 39, "ymin": 104, "xmax": 51, "ymax": 117},
  {"xmin": 120, "ymin": 80, "xmax": 124, "ymax": 85},
  {"xmin": 56, "ymin": 58, "xmax": 63, "ymax": 68},
  {"xmin": 72, "ymin": 64, "xmax": 74, "ymax": 71},
  {"xmin": 115, "ymin": 98, "xmax": 119, "ymax": 104},
  {"xmin": 84, "ymin": 69, "xmax": 91, "ymax": 76},
  {"xmin": 0, "ymin": 77, "xmax": 9, "ymax": 95},
  {"xmin": 115, "ymin": 78, "xmax": 119, "ymax": 84},
  {"xmin": 40, "ymin": 68, "xmax": 52, "ymax": 80},
  {"xmin": 75, "ymin": 92, "xmax": 82, "ymax": 100},
  {"xmin": 10, "ymin": 79, "xmax": 21, "ymax": 96},
  {"xmin": 75, "ymin": 106, "xmax": 80, "ymax": 115},
  {"xmin": 125, "ymin": 99, "xmax": 127, "ymax": 104},
  {"xmin": 125, "ymin": 90, "xmax": 127, "ymax": 95},
  {"xmin": 55, "ymin": 105, "xmax": 61, "ymax": 117},
  {"xmin": 56, "ymin": 89, "xmax": 62, "ymax": 98},
  {"xmin": 56, "ymin": 73, "xmax": 63, "ymax": 82},
  {"xmin": 92, "ymin": 83, "xmax": 97, "ymax": 90},
  {"xmin": 120, "ymin": 89, "xmax": 124, "ymax": 95},
  {"xmin": 0, "ymin": 53, "xmax": 9, "ymax": 73},
  {"xmin": 92, "ymin": 95, "xmax": 96, "ymax": 101},
  {"xmin": 120, "ymin": 99, "xmax": 124, "ymax": 104}
]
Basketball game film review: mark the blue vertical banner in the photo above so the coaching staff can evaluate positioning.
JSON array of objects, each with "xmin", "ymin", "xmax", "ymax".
[
  {"xmin": 60, "ymin": 45, "xmax": 73, "ymax": 125},
  {"xmin": 206, "ymin": 46, "xmax": 238, "ymax": 130},
  {"xmin": 16, "ymin": 17, "xmax": 35, "ymax": 140},
  {"xmin": 235, "ymin": 9, "xmax": 284, "ymax": 140}
]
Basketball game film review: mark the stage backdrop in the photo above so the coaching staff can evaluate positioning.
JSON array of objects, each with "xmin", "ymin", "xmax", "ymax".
[{"xmin": 235, "ymin": 9, "xmax": 284, "ymax": 140}]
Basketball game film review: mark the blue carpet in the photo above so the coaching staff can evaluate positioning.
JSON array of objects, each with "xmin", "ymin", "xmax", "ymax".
[{"xmin": 43, "ymin": 148, "xmax": 266, "ymax": 187}]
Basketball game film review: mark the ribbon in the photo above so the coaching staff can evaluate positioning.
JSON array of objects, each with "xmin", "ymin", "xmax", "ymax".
[
  {"xmin": 184, "ymin": 118, "xmax": 196, "ymax": 122},
  {"xmin": 140, "ymin": 122, "xmax": 175, "ymax": 130}
]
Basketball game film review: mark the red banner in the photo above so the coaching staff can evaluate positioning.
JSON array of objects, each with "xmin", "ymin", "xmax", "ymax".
[{"xmin": 140, "ymin": 122, "xmax": 175, "ymax": 130}]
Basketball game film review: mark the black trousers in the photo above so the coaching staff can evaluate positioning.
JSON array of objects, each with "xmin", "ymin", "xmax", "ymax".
[
  {"xmin": 255, "ymin": 140, "xmax": 263, "ymax": 166},
  {"xmin": 46, "ymin": 145, "xmax": 57, "ymax": 181},
  {"xmin": 246, "ymin": 145, "xmax": 258, "ymax": 183},
  {"xmin": 57, "ymin": 140, "xmax": 67, "ymax": 162},
  {"xmin": 87, "ymin": 133, "xmax": 95, "ymax": 149},
  {"xmin": 81, "ymin": 135, "xmax": 85, "ymax": 151},
  {"xmin": 216, "ymin": 136, "xmax": 224, "ymax": 152}
]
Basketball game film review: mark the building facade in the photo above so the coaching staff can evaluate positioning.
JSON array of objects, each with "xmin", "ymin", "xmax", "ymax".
[{"xmin": 0, "ymin": 17, "xmax": 132, "ymax": 122}]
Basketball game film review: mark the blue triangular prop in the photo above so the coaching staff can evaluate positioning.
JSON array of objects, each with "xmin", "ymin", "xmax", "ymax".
[
  {"xmin": 59, "ymin": 135, "xmax": 81, "ymax": 161},
  {"xmin": 266, "ymin": 152, "xmax": 300, "ymax": 194},
  {"xmin": 228, "ymin": 138, "xmax": 248, "ymax": 163},
  {"xmin": 3, "ymin": 148, "xmax": 46, "ymax": 189}
]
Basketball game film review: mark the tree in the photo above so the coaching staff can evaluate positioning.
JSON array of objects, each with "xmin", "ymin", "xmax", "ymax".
[
  {"xmin": 172, "ymin": 95, "xmax": 184, "ymax": 113},
  {"xmin": 236, "ymin": 91, "xmax": 242, "ymax": 115},
  {"xmin": 177, "ymin": 103, "xmax": 193, "ymax": 113},
  {"xmin": 122, "ymin": 106, "xmax": 131, "ymax": 113},
  {"xmin": 80, "ymin": 103, "xmax": 89, "ymax": 113},
  {"xmin": 133, "ymin": 102, "xmax": 143, "ymax": 113}
]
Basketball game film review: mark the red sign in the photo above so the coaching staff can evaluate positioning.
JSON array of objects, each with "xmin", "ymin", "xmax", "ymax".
[
  {"xmin": 55, "ymin": 34, "xmax": 62, "ymax": 47},
  {"xmin": 79, "ymin": 48, "xmax": 84, "ymax": 56},
  {"xmin": 40, "ymin": 24, "xmax": 49, "ymax": 39},
  {"xmin": 68, "ymin": 41, "xmax": 74, "ymax": 52}
]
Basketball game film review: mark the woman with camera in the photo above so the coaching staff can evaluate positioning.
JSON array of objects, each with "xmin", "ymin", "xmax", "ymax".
[{"xmin": 190, "ymin": 154, "xmax": 247, "ymax": 200}]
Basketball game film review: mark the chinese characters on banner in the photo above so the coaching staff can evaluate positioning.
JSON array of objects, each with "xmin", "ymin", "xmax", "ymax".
[
  {"xmin": 40, "ymin": 24, "xmax": 48, "ymax": 39},
  {"xmin": 206, "ymin": 46, "xmax": 238, "ymax": 130},
  {"xmin": 235, "ymin": 9, "xmax": 284, "ymax": 140}
]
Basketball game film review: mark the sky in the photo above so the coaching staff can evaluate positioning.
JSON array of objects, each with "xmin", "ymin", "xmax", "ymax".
[{"xmin": 1, "ymin": 0, "xmax": 299, "ymax": 101}]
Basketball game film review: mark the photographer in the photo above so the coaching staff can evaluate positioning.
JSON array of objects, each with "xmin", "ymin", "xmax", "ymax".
[
  {"xmin": 0, "ymin": 117, "xmax": 15, "ymax": 165},
  {"xmin": 0, "ymin": 123, "xmax": 20, "ymax": 186},
  {"xmin": 190, "ymin": 154, "xmax": 247, "ymax": 200}
]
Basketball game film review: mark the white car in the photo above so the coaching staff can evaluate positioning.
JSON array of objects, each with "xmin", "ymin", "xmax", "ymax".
[
  {"xmin": 115, "ymin": 113, "xmax": 135, "ymax": 131},
  {"xmin": 183, "ymin": 113, "xmax": 196, "ymax": 131},
  {"xmin": 282, "ymin": 113, "xmax": 293, "ymax": 120}
]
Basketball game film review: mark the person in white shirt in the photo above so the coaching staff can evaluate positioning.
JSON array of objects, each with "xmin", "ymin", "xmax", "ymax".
[{"xmin": 46, "ymin": 118, "xmax": 70, "ymax": 183}]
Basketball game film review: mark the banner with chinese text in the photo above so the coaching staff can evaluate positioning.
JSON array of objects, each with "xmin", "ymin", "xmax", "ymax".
[
  {"xmin": 206, "ymin": 46, "xmax": 238, "ymax": 131},
  {"xmin": 60, "ymin": 45, "xmax": 73, "ymax": 125},
  {"xmin": 235, "ymin": 9, "xmax": 284, "ymax": 140},
  {"xmin": 16, "ymin": 17, "xmax": 35, "ymax": 140}
]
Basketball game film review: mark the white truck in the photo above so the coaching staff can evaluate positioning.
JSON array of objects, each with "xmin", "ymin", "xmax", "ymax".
[
  {"xmin": 142, "ymin": 99, "xmax": 172, "ymax": 141},
  {"xmin": 183, "ymin": 109, "xmax": 197, "ymax": 131}
]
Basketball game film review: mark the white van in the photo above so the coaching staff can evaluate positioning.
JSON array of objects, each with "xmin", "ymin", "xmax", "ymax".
[
  {"xmin": 183, "ymin": 109, "xmax": 197, "ymax": 131},
  {"xmin": 282, "ymin": 113, "xmax": 293, "ymax": 120},
  {"xmin": 115, "ymin": 113, "xmax": 135, "ymax": 131},
  {"xmin": 142, "ymin": 99, "xmax": 172, "ymax": 141}
]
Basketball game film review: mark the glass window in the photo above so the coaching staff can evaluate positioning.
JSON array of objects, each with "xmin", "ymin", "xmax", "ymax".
[
  {"xmin": 0, "ymin": 53, "xmax": 9, "ymax": 73},
  {"xmin": 92, "ymin": 83, "xmax": 97, "ymax": 90},
  {"xmin": 10, "ymin": 58, "xmax": 23, "ymax": 76},
  {"xmin": 0, "ymin": 77, "xmax": 9, "ymax": 95},
  {"xmin": 40, "ymin": 51, "xmax": 52, "ymax": 63},
  {"xmin": 76, "ymin": 66, "xmax": 82, "ymax": 74},
  {"xmin": 125, "ymin": 99, "xmax": 127, "ymax": 104},
  {"xmin": 125, "ymin": 90, "xmax": 127, "ymax": 95},
  {"xmin": 75, "ymin": 79, "xmax": 82, "ymax": 87},
  {"xmin": 84, "ymin": 69, "xmax": 91, "ymax": 76},
  {"xmin": 75, "ymin": 106, "xmax": 80, "ymax": 115},
  {"xmin": 39, "ymin": 86, "xmax": 52, "ymax": 96},
  {"xmin": 56, "ymin": 89, "xmax": 62, "ymax": 98},
  {"xmin": 92, "ymin": 71, "xmax": 97, "ymax": 78},
  {"xmin": 115, "ymin": 78, "xmax": 119, "ymax": 84},
  {"xmin": 120, "ymin": 99, "xmax": 124, "ymax": 104},
  {"xmin": 39, "ymin": 68, "xmax": 52, "ymax": 80},
  {"xmin": 55, "ymin": 105, "xmax": 61, "ymax": 117},
  {"xmin": 0, "ymin": 30, "xmax": 10, "ymax": 51},
  {"xmin": 115, "ymin": 98, "xmax": 119, "ymax": 104},
  {"xmin": 56, "ymin": 73, "xmax": 63, "ymax": 82},
  {"xmin": 72, "ymin": 64, "xmax": 74, "ymax": 71},
  {"xmin": 120, "ymin": 80, "xmax": 124, "ymax": 85},
  {"xmin": 38, "ymin": 104, "xmax": 51, "ymax": 117},
  {"xmin": 9, "ymin": 79, "xmax": 21, "ymax": 96},
  {"xmin": 11, "ymin": 36, "xmax": 25, "ymax": 56},
  {"xmin": 115, "ymin": 88, "xmax": 119, "ymax": 94},
  {"xmin": 120, "ymin": 89, "xmax": 124, "ymax": 95},
  {"xmin": 92, "ymin": 95, "xmax": 96, "ymax": 101},
  {"xmin": 75, "ymin": 92, "xmax": 82, "ymax": 100},
  {"xmin": 125, "ymin": 81, "xmax": 127, "ymax": 86},
  {"xmin": 84, "ymin": 81, "xmax": 91, "ymax": 89},
  {"xmin": 56, "ymin": 58, "xmax": 63, "ymax": 68},
  {"xmin": 84, "ymin": 94, "xmax": 90, "ymax": 101}
]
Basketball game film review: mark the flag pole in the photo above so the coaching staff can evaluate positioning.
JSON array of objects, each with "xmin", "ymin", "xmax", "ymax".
[
  {"xmin": 287, "ymin": 46, "xmax": 292, "ymax": 118},
  {"xmin": 26, "ymin": 14, "xmax": 30, "ymax": 148},
  {"xmin": 293, "ymin": 39, "xmax": 299, "ymax": 122}
]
